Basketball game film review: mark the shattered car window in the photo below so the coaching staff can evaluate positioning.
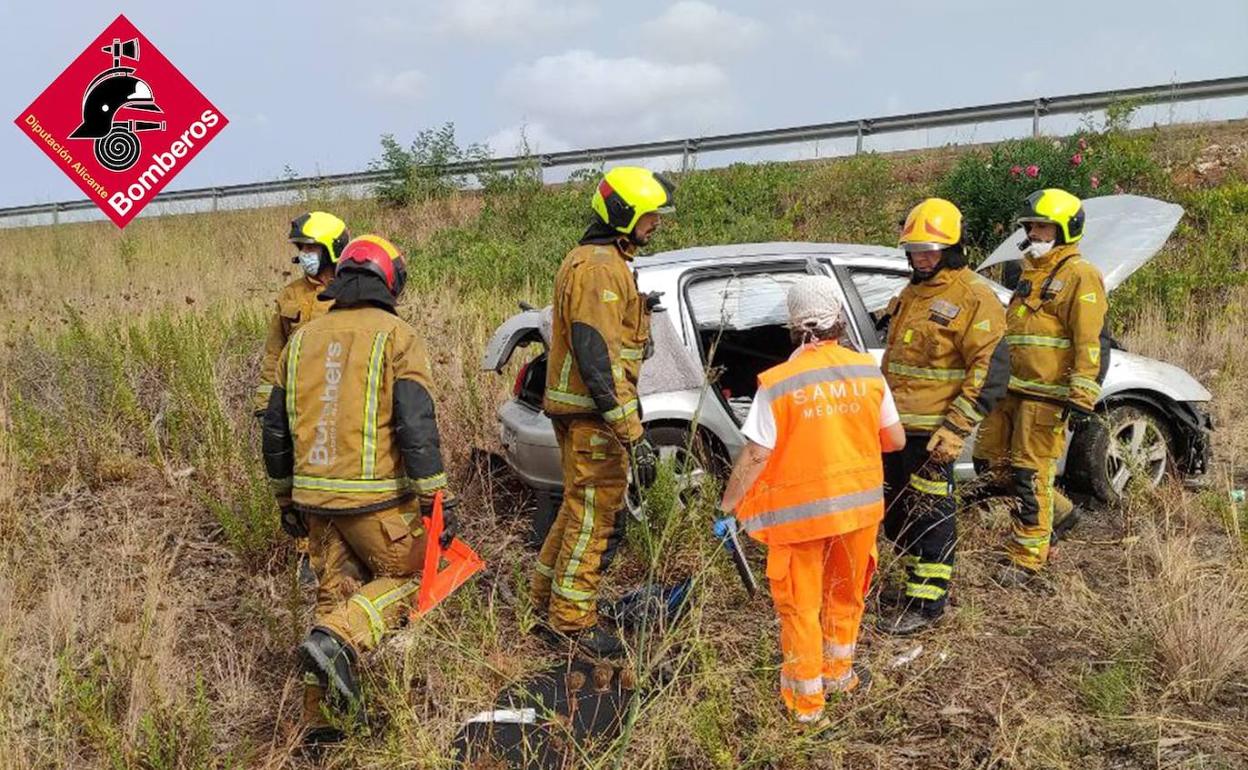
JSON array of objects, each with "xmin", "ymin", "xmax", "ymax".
[
  {"xmin": 849, "ymin": 270, "xmax": 909, "ymax": 314},
  {"xmin": 686, "ymin": 272, "xmax": 805, "ymax": 330}
]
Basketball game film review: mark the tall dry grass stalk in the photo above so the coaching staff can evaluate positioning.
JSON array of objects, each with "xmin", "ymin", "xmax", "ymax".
[
  {"xmin": 1121, "ymin": 290, "xmax": 1248, "ymax": 470},
  {"xmin": 1131, "ymin": 516, "xmax": 1248, "ymax": 705}
]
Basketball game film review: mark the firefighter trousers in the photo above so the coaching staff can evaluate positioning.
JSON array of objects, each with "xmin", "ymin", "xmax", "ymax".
[
  {"xmin": 972, "ymin": 394, "xmax": 1070, "ymax": 571},
  {"xmin": 766, "ymin": 524, "xmax": 879, "ymax": 720},
  {"xmin": 530, "ymin": 416, "xmax": 629, "ymax": 632},
  {"xmin": 883, "ymin": 440, "xmax": 955, "ymax": 615},
  {"xmin": 307, "ymin": 503, "xmax": 427, "ymax": 654}
]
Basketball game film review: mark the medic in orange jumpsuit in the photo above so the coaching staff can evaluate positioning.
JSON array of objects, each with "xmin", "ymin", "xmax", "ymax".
[{"xmin": 720, "ymin": 276, "xmax": 906, "ymax": 724}]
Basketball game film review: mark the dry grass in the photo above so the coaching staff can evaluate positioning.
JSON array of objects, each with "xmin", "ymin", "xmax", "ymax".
[
  {"xmin": 1, "ymin": 132, "xmax": 1248, "ymax": 768},
  {"xmin": 1122, "ymin": 295, "xmax": 1248, "ymax": 478},
  {"xmin": 1132, "ymin": 519, "xmax": 1248, "ymax": 705}
]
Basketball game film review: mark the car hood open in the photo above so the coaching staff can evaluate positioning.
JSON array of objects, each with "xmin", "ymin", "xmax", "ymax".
[{"xmin": 977, "ymin": 194, "xmax": 1184, "ymax": 292}]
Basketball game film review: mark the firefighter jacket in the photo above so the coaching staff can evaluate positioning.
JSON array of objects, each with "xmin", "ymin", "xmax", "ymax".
[
  {"xmin": 1005, "ymin": 245, "xmax": 1109, "ymax": 413},
  {"xmin": 738, "ymin": 342, "xmax": 888, "ymax": 546},
  {"xmin": 261, "ymin": 282, "xmax": 447, "ymax": 515},
  {"xmin": 881, "ymin": 266, "xmax": 1009, "ymax": 437},
  {"xmin": 255, "ymin": 275, "xmax": 333, "ymax": 414},
  {"xmin": 543, "ymin": 236, "xmax": 651, "ymax": 443}
]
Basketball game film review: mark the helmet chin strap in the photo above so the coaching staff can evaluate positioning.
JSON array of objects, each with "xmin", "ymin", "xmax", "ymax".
[{"xmin": 908, "ymin": 253, "xmax": 944, "ymax": 284}]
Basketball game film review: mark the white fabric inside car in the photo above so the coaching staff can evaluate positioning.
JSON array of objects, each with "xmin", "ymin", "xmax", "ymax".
[
  {"xmin": 638, "ymin": 309, "xmax": 706, "ymax": 396},
  {"xmin": 686, "ymin": 272, "xmax": 806, "ymax": 330}
]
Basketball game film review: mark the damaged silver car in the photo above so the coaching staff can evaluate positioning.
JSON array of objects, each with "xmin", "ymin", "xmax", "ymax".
[{"xmin": 482, "ymin": 195, "xmax": 1212, "ymax": 532}]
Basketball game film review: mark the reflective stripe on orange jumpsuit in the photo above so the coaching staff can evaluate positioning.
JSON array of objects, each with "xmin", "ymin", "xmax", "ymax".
[
  {"xmin": 738, "ymin": 342, "xmax": 888, "ymax": 719},
  {"xmin": 532, "ymin": 233, "xmax": 651, "ymax": 632},
  {"xmin": 880, "ymin": 266, "xmax": 1008, "ymax": 612},
  {"xmin": 262, "ymin": 296, "xmax": 449, "ymax": 725},
  {"xmin": 972, "ymin": 245, "xmax": 1108, "ymax": 570}
]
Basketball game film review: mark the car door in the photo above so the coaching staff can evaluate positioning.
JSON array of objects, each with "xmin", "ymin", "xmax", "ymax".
[
  {"xmin": 673, "ymin": 257, "xmax": 853, "ymax": 462},
  {"xmin": 833, "ymin": 262, "xmax": 983, "ymax": 476}
]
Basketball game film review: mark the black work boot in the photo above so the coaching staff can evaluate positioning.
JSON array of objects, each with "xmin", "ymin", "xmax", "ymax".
[
  {"xmin": 572, "ymin": 624, "xmax": 627, "ymax": 659},
  {"xmin": 877, "ymin": 606, "xmax": 943, "ymax": 636},
  {"xmin": 298, "ymin": 628, "xmax": 363, "ymax": 715},
  {"xmin": 1050, "ymin": 505, "xmax": 1083, "ymax": 545},
  {"xmin": 875, "ymin": 583, "xmax": 907, "ymax": 609},
  {"xmin": 994, "ymin": 562, "xmax": 1039, "ymax": 588}
]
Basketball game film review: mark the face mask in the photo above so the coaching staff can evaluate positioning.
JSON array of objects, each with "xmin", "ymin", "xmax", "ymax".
[
  {"xmin": 1024, "ymin": 239, "xmax": 1055, "ymax": 259},
  {"xmin": 297, "ymin": 251, "xmax": 322, "ymax": 276}
]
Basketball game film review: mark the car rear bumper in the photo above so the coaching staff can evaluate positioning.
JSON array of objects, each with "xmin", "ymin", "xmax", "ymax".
[{"xmin": 498, "ymin": 399, "xmax": 562, "ymax": 491}]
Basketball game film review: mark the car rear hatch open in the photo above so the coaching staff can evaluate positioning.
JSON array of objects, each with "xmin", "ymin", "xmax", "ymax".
[
  {"xmin": 978, "ymin": 194, "xmax": 1184, "ymax": 292},
  {"xmin": 481, "ymin": 307, "xmax": 548, "ymax": 373}
]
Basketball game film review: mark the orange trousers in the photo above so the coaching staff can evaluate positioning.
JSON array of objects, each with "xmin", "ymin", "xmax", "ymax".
[{"xmin": 765, "ymin": 523, "xmax": 879, "ymax": 719}]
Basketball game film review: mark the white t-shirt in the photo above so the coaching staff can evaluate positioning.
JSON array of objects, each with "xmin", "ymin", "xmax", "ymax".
[{"xmin": 741, "ymin": 374, "xmax": 899, "ymax": 450}]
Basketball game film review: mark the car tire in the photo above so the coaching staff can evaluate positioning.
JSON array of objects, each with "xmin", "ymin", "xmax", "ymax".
[
  {"xmin": 1064, "ymin": 404, "xmax": 1174, "ymax": 504},
  {"xmin": 626, "ymin": 425, "xmax": 716, "ymax": 520}
]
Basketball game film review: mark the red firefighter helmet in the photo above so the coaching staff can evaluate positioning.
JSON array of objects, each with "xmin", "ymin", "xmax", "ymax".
[{"xmin": 336, "ymin": 235, "xmax": 407, "ymax": 296}]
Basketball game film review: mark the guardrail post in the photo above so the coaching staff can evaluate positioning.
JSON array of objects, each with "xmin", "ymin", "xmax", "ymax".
[
  {"xmin": 680, "ymin": 139, "xmax": 694, "ymax": 173},
  {"xmin": 1032, "ymin": 99, "xmax": 1046, "ymax": 137},
  {"xmin": 51, "ymin": 202, "xmax": 59, "ymax": 226},
  {"xmin": 538, "ymin": 155, "xmax": 551, "ymax": 184},
  {"xmin": 212, "ymin": 188, "xmax": 220, "ymax": 212},
  {"xmin": 855, "ymin": 120, "xmax": 874, "ymax": 154}
]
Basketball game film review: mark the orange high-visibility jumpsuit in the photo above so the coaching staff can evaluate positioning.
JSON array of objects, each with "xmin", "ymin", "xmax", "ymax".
[{"xmin": 738, "ymin": 341, "xmax": 894, "ymax": 719}]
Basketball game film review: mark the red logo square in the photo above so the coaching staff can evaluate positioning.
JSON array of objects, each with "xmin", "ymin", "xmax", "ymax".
[{"xmin": 13, "ymin": 14, "xmax": 228, "ymax": 228}]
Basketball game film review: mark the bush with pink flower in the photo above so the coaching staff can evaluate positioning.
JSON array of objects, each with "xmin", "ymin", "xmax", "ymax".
[{"xmin": 934, "ymin": 104, "xmax": 1162, "ymax": 251}]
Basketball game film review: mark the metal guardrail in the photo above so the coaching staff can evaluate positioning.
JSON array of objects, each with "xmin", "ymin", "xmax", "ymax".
[{"xmin": 5, "ymin": 75, "xmax": 1247, "ymax": 225}]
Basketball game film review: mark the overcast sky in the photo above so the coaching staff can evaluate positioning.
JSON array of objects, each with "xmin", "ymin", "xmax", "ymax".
[{"xmin": 3, "ymin": 0, "xmax": 1246, "ymax": 208}]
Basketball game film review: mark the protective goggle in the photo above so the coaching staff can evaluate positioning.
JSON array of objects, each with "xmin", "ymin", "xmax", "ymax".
[{"xmin": 901, "ymin": 241, "xmax": 950, "ymax": 253}]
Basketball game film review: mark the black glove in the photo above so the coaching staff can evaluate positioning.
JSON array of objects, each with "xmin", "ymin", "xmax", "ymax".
[
  {"xmin": 1063, "ymin": 403, "xmax": 1096, "ymax": 429},
  {"xmin": 421, "ymin": 492, "xmax": 460, "ymax": 549},
  {"xmin": 642, "ymin": 291, "xmax": 666, "ymax": 312},
  {"xmin": 439, "ymin": 495, "xmax": 460, "ymax": 549},
  {"xmin": 279, "ymin": 502, "xmax": 308, "ymax": 538},
  {"xmin": 630, "ymin": 438, "xmax": 659, "ymax": 490}
]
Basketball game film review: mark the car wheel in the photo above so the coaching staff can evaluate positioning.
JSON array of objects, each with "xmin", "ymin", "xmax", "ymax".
[
  {"xmin": 1065, "ymin": 404, "xmax": 1173, "ymax": 504},
  {"xmin": 626, "ymin": 425, "xmax": 714, "ymax": 520}
]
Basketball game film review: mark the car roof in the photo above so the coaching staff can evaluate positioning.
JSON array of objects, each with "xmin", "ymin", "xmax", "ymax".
[{"xmin": 635, "ymin": 241, "xmax": 906, "ymax": 269}]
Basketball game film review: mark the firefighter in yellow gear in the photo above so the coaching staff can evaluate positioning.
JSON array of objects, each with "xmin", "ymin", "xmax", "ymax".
[
  {"xmin": 256, "ymin": 212, "xmax": 350, "ymax": 586},
  {"xmin": 262, "ymin": 234, "xmax": 454, "ymax": 745},
  {"xmin": 972, "ymin": 189, "xmax": 1109, "ymax": 584},
  {"xmin": 531, "ymin": 166, "xmax": 674, "ymax": 658},
  {"xmin": 878, "ymin": 198, "xmax": 1009, "ymax": 635},
  {"xmin": 254, "ymin": 211, "xmax": 350, "ymax": 415}
]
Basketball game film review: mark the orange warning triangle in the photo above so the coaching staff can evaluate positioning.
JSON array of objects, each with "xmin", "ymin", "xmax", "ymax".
[{"xmin": 412, "ymin": 491, "xmax": 485, "ymax": 617}]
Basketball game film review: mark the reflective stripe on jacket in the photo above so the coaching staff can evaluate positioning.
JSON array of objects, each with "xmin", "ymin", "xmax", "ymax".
[
  {"xmin": 738, "ymin": 343, "xmax": 887, "ymax": 546},
  {"xmin": 255, "ymin": 276, "xmax": 333, "ymax": 413},
  {"xmin": 881, "ymin": 266, "xmax": 1008, "ymax": 435},
  {"xmin": 543, "ymin": 240, "xmax": 651, "ymax": 442},
  {"xmin": 266, "ymin": 305, "xmax": 447, "ymax": 514},
  {"xmin": 1006, "ymin": 246, "xmax": 1109, "ymax": 411}
]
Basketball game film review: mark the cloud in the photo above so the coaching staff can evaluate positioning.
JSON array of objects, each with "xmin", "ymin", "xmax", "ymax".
[
  {"xmin": 440, "ymin": 0, "xmax": 596, "ymax": 42},
  {"xmin": 366, "ymin": 69, "xmax": 430, "ymax": 102},
  {"xmin": 784, "ymin": 11, "xmax": 860, "ymax": 63},
  {"xmin": 486, "ymin": 122, "xmax": 572, "ymax": 156},
  {"xmin": 822, "ymin": 33, "xmax": 860, "ymax": 63},
  {"xmin": 640, "ymin": 1, "xmax": 764, "ymax": 61},
  {"xmin": 500, "ymin": 50, "xmax": 733, "ymax": 145}
]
